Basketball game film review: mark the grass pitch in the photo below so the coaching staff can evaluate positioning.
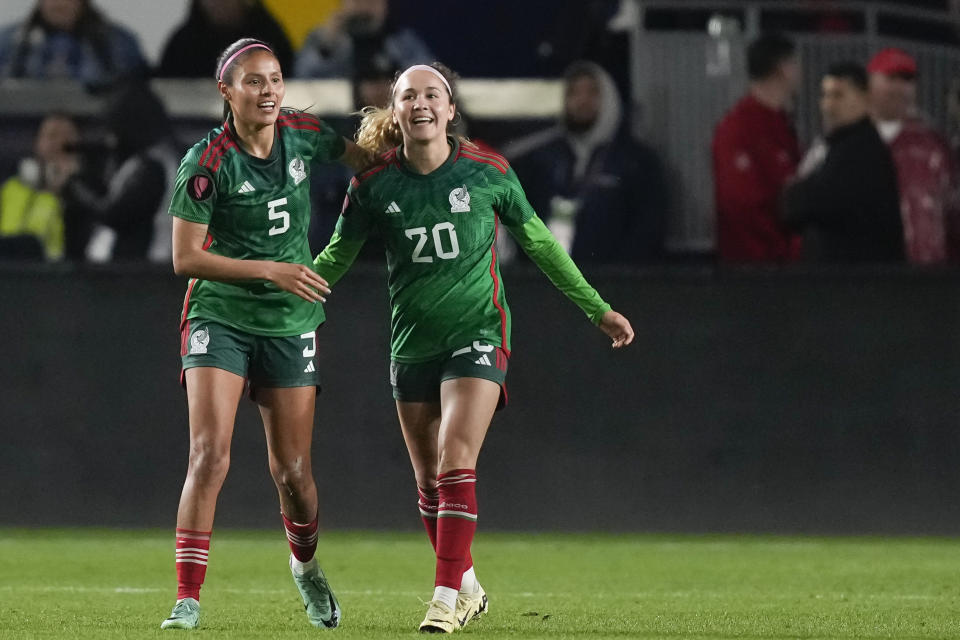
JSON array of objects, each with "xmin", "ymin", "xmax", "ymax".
[{"xmin": 1, "ymin": 529, "xmax": 959, "ymax": 639}]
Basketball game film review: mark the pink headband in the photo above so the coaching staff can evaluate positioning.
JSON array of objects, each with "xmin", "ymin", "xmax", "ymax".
[
  {"xmin": 396, "ymin": 64, "xmax": 452, "ymax": 96},
  {"xmin": 219, "ymin": 43, "xmax": 272, "ymax": 82}
]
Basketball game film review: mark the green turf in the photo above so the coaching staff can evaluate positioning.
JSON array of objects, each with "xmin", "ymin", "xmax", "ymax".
[{"xmin": 1, "ymin": 529, "xmax": 959, "ymax": 639}]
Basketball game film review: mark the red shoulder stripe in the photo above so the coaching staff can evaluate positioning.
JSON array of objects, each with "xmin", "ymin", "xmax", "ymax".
[
  {"xmin": 488, "ymin": 214, "xmax": 509, "ymax": 354},
  {"xmin": 465, "ymin": 146, "xmax": 509, "ymax": 164},
  {"xmin": 199, "ymin": 130, "xmax": 229, "ymax": 167},
  {"xmin": 458, "ymin": 149, "xmax": 508, "ymax": 174},
  {"xmin": 209, "ymin": 142, "xmax": 237, "ymax": 172},
  {"xmin": 203, "ymin": 140, "xmax": 237, "ymax": 172},
  {"xmin": 355, "ymin": 154, "xmax": 399, "ymax": 185},
  {"xmin": 279, "ymin": 122, "xmax": 323, "ymax": 133},
  {"xmin": 278, "ymin": 115, "xmax": 322, "ymax": 125},
  {"xmin": 356, "ymin": 162, "xmax": 391, "ymax": 184},
  {"xmin": 279, "ymin": 112, "xmax": 320, "ymax": 123},
  {"xmin": 463, "ymin": 147, "xmax": 510, "ymax": 170}
]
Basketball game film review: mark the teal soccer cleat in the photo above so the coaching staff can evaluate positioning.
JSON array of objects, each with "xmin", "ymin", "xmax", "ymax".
[
  {"xmin": 160, "ymin": 597, "xmax": 200, "ymax": 629},
  {"xmin": 290, "ymin": 555, "xmax": 342, "ymax": 628}
]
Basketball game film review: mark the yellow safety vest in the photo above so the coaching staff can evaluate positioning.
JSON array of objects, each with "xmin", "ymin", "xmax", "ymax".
[{"xmin": 0, "ymin": 177, "xmax": 64, "ymax": 260}]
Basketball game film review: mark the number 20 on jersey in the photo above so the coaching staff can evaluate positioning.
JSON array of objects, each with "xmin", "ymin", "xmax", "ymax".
[{"xmin": 405, "ymin": 222, "xmax": 460, "ymax": 263}]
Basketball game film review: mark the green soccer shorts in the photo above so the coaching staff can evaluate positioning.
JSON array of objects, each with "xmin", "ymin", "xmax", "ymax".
[
  {"xmin": 390, "ymin": 340, "xmax": 509, "ymax": 408},
  {"xmin": 180, "ymin": 318, "xmax": 321, "ymax": 393}
]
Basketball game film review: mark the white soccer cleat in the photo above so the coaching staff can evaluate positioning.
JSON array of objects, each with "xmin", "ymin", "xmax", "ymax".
[
  {"xmin": 456, "ymin": 582, "xmax": 488, "ymax": 628},
  {"xmin": 419, "ymin": 599, "xmax": 458, "ymax": 634}
]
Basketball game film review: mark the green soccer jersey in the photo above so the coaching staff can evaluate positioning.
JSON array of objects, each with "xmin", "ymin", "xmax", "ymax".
[
  {"xmin": 314, "ymin": 137, "xmax": 611, "ymax": 363},
  {"xmin": 169, "ymin": 111, "xmax": 345, "ymax": 337}
]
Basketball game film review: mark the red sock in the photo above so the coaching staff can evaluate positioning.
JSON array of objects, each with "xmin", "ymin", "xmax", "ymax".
[
  {"xmin": 418, "ymin": 485, "xmax": 440, "ymax": 549},
  {"xmin": 420, "ymin": 485, "xmax": 473, "ymax": 570},
  {"xmin": 175, "ymin": 528, "xmax": 210, "ymax": 601},
  {"xmin": 434, "ymin": 469, "xmax": 477, "ymax": 589},
  {"xmin": 282, "ymin": 512, "xmax": 318, "ymax": 562}
]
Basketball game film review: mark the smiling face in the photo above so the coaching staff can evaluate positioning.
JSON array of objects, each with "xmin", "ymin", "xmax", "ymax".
[
  {"xmin": 219, "ymin": 49, "xmax": 284, "ymax": 128},
  {"xmin": 391, "ymin": 69, "xmax": 455, "ymax": 145}
]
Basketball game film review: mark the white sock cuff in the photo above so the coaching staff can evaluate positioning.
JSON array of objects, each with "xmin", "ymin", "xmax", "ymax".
[
  {"xmin": 290, "ymin": 555, "xmax": 317, "ymax": 575},
  {"xmin": 459, "ymin": 566, "xmax": 478, "ymax": 594},
  {"xmin": 433, "ymin": 585, "xmax": 458, "ymax": 609}
]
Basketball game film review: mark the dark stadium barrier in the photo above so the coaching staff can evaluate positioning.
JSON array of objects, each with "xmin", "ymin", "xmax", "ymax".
[{"xmin": 2, "ymin": 264, "xmax": 960, "ymax": 534}]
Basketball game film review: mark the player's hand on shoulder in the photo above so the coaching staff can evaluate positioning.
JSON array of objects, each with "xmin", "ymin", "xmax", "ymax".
[
  {"xmin": 265, "ymin": 262, "xmax": 331, "ymax": 303},
  {"xmin": 342, "ymin": 140, "xmax": 379, "ymax": 173},
  {"xmin": 599, "ymin": 310, "xmax": 634, "ymax": 349}
]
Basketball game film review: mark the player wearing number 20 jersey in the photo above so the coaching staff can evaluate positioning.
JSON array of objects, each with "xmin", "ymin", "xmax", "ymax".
[
  {"xmin": 169, "ymin": 110, "xmax": 345, "ymax": 337},
  {"xmin": 314, "ymin": 136, "xmax": 611, "ymax": 363}
]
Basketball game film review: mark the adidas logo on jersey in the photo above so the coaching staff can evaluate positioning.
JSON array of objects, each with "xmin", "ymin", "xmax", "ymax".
[
  {"xmin": 303, "ymin": 361, "xmax": 316, "ymax": 373},
  {"xmin": 385, "ymin": 201, "xmax": 401, "ymax": 215},
  {"xmin": 474, "ymin": 355, "xmax": 492, "ymax": 366},
  {"xmin": 238, "ymin": 180, "xmax": 256, "ymax": 194}
]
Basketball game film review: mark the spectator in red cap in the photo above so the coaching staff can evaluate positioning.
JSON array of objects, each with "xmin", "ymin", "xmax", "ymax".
[
  {"xmin": 712, "ymin": 33, "xmax": 802, "ymax": 263},
  {"xmin": 868, "ymin": 47, "xmax": 959, "ymax": 264}
]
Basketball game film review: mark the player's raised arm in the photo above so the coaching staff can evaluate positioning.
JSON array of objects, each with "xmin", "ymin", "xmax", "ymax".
[{"xmin": 496, "ymin": 168, "xmax": 634, "ymax": 348}]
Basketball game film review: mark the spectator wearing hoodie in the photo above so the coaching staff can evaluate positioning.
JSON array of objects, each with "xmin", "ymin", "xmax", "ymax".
[
  {"xmin": 156, "ymin": 0, "xmax": 294, "ymax": 78},
  {"xmin": 0, "ymin": 0, "xmax": 146, "ymax": 86},
  {"xmin": 504, "ymin": 61, "xmax": 668, "ymax": 265},
  {"xmin": 868, "ymin": 47, "xmax": 959, "ymax": 264}
]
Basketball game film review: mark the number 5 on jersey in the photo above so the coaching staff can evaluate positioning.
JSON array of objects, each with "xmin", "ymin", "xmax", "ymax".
[
  {"xmin": 268, "ymin": 198, "xmax": 290, "ymax": 236},
  {"xmin": 405, "ymin": 222, "xmax": 460, "ymax": 263}
]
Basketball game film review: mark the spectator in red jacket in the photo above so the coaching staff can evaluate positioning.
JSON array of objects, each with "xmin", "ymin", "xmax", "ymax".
[
  {"xmin": 712, "ymin": 33, "xmax": 802, "ymax": 263},
  {"xmin": 869, "ymin": 47, "xmax": 959, "ymax": 264}
]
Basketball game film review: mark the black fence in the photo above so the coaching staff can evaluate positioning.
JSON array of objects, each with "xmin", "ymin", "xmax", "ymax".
[{"xmin": 3, "ymin": 264, "xmax": 960, "ymax": 534}]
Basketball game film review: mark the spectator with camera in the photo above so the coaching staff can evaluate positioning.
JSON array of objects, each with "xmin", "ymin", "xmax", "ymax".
[
  {"xmin": 712, "ymin": 33, "xmax": 802, "ymax": 263},
  {"xmin": 0, "ymin": 112, "xmax": 79, "ymax": 261},
  {"xmin": 782, "ymin": 63, "xmax": 904, "ymax": 262},
  {"xmin": 294, "ymin": 0, "xmax": 432, "ymax": 79},
  {"xmin": 60, "ymin": 82, "xmax": 181, "ymax": 262},
  {"xmin": 0, "ymin": 0, "xmax": 146, "ymax": 86}
]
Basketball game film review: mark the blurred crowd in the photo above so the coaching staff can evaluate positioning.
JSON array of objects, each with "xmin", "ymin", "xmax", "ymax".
[
  {"xmin": 713, "ymin": 34, "xmax": 959, "ymax": 265},
  {"xmin": 1, "ymin": 0, "xmax": 959, "ymax": 268}
]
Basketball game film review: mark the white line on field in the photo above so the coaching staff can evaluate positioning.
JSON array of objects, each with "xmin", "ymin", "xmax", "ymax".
[{"xmin": 0, "ymin": 585, "xmax": 941, "ymax": 601}]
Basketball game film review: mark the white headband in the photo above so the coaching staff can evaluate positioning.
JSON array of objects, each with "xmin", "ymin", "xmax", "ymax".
[{"xmin": 396, "ymin": 64, "xmax": 452, "ymax": 97}]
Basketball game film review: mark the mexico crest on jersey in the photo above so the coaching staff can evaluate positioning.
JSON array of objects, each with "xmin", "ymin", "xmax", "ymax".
[
  {"xmin": 189, "ymin": 328, "xmax": 210, "ymax": 354},
  {"xmin": 289, "ymin": 156, "xmax": 307, "ymax": 185},
  {"xmin": 449, "ymin": 185, "xmax": 470, "ymax": 212}
]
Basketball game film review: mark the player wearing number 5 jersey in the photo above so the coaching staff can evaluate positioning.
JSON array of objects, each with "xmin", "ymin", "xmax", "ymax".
[
  {"xmin": 160, "ymin": 38, "xmax": 373, "ymax": 631},
  {"xmin": 313, "ymin": 62, "xmax": 635, "ymax": 633}
]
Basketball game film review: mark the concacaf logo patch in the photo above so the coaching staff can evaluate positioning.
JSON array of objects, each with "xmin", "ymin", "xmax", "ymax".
[
  {"xmin": 289, "ymin": 157, "xmax": 307, "ymax": 185},
  {"xmin": 187, "ymin": 174, "xmax": 214, "ymax": 201},
  {"xmin": 449, "ymin": 185, "xmax": 470, "ymax": 213},
  {"xmin": 190, "ymin": 328, "xmax": 210, "ymax": 354}
]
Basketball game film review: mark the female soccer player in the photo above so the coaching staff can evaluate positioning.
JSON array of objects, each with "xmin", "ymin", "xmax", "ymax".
[
  {"xmin": 313, "ymin": 62, "xmax": 634, "ymax": 633},
  {"xmin": 160, "ymin": 38, "xmax": 372, "ymax": 630}
]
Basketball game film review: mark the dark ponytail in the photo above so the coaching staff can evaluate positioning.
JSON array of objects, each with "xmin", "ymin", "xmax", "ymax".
[{"xmin": 214, "ymin": 37, "xmax": 276, "ymax": 121}]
